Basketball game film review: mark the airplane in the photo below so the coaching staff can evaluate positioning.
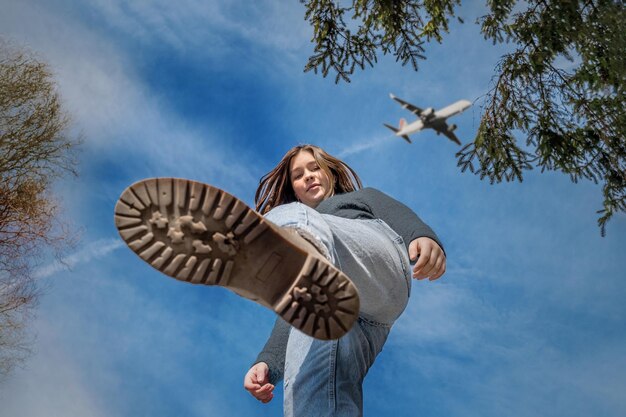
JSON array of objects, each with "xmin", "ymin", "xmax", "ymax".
[{"xmin": 384, "ymin": 93, "xmax": 472, "ymax": 145}]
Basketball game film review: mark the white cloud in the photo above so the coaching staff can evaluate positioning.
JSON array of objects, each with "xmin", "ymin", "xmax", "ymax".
[
  {"xmin": 0, "ymin": 319, "xmax": 111, "ymax": 417},
  {"xmin": 440, "ymin": 341, "xmax": 626, "ymax": 417},
  {"xmin": 393, "ymin": 282, "xmax": 503, "ymax": 352},
  {"xmin": 1, "ymin": 0, "xmax": 259, "ymax": 188},
  {"xmin": 87, "ymin": 0, "xmax": 310, "ymax": 54}
]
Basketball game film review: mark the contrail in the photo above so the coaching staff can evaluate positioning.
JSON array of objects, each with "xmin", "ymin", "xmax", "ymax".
[
  {"xmin": 336, "ymin": 134, "xmax": 397, "ymax": 159},
  {"xmin": 33, "ymin": 238, "xmax": 125, "ymax": 279}
]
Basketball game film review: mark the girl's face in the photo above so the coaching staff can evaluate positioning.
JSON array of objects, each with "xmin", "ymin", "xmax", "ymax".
[{"xmin": 289, "ymin": 150, "xmax": 332, "ymax": 208}]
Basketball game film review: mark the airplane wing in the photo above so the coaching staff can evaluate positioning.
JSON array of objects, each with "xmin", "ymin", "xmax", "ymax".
[
  {"xmin": 441, "ymin": 128, "xmax": 462, "ymax": 145},
  {"xmin": 389, "ymin": 93, "xmax": 423, "ymax": 117},
  {"xmin": 434, "ymin": 100, "xmax": 472, "ymax": 119}
]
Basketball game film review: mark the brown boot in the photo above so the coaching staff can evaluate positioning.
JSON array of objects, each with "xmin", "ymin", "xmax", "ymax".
[{"xmin": 114, "ymin": 177, "xmax": 360, "ymax": 340}]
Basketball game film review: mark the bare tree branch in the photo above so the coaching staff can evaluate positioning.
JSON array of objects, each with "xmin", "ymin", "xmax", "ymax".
[{"xmin": 0, "ymin": 38, "xmax": 79, "ymax": 379}]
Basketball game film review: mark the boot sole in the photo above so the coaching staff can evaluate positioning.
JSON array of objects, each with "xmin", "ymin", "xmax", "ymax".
[{"xmin": 114, "ymin": 177, "xmax": 359, "ymax": 340}]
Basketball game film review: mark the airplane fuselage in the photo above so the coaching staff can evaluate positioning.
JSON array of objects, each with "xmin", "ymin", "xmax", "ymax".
[{"xmin": 400, "ymin": 115, "xmax": 448, "ymax": 136}]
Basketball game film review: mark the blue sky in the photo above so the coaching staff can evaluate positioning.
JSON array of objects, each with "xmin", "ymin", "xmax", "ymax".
[{"xmin": 1, "ymin": 1, "xmax": 625, "ymax": 416}]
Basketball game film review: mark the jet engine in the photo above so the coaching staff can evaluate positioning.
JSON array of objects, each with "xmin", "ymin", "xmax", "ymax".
[
  {"xmin": 448, "ymin": 124, "xmax": 457, "ymax": 132},
  {"xmin": 421, "ymin": 107, "xmax": 434, "ymax": 118}
]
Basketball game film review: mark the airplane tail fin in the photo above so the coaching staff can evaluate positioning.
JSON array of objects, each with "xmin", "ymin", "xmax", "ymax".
[
  {"xmin": 384, "ymin": 119, "xmax": 407, "ymax": 132},
  {"xmin": 383, "ymin": 123, "xmax": 411, "ymax": 144}
]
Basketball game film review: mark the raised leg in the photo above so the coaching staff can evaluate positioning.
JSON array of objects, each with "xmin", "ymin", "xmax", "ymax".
[
  {"xmin": 114, "ymin": 178, "xmax": 360, "ymax": 340},
  {"xmin": 266, "ymin": 203, "xmax": 412, "ymax": 325}
]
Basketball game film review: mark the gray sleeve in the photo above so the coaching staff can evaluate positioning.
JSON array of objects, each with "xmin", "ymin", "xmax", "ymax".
[
  {"xmin": 362, "ymin": 188, "xmax": 444, "ymax": 252},
  {"xmin": 253, "ymin": 317, "xmax": 290, "ymax": 384}
]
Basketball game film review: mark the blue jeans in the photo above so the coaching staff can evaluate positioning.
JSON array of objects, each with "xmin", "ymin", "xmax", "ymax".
[{"xmin": 265, "ymin": 203, "xmax": 412, "ymax": 417}]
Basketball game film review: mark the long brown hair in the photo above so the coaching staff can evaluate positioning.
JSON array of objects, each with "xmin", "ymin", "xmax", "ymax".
[{"xmin": 255, "ymin": 144, "xmax": 362, "ymax": 214}]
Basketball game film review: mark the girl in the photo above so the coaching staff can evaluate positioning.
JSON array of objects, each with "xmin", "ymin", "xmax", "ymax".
[
  {"xmin": 114, "ymin": 144, "xmax": 445, "ymax": 417},
  {"xmin": 244, "ymin": 145, "xmax": 445, "ymax": 416}
]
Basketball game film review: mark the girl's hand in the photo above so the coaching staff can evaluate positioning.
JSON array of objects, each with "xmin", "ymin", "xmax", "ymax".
[
  {"xmin": 243, "ymin": 362, "xmax": 275, "ymax": 403},
  {"xmin": 409, "ymin": 237, "xmax": 446, "ymax": 280}
]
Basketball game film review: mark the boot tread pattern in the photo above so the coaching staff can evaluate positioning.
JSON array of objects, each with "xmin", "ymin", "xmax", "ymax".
[
  {"xmin": 115, "ymin": 177, "xmax": 359, "ymax": 340},
  {"xmin": 115, "ymin": 178, "xmax": 265, "ymax": 286},
  {"xmin": 275, "ymin": 257, "xmax": 359, "ymax": 340}
]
